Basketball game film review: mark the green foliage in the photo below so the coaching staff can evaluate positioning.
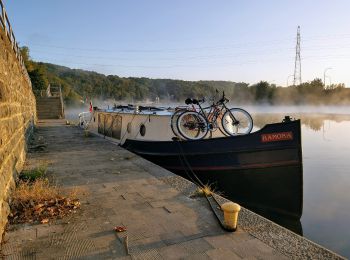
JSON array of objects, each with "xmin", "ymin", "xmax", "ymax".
[
  {"xmin": 28, "ymin": 66, "xmax": 49, "ymax": 91},
  {"xmin": 21, "ymin": 46, "xmax": 49, "ymax": 91},
  {"xmin": 19, "ymin": 165, "xmax": 47, "ymax": 182},
  {"xmin": 20, "ymin": 46, "xmax": 34, "ymax": 71}
]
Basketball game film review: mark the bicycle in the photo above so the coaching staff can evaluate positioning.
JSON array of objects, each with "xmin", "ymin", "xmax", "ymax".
[
  {"xmin": 170, "ymin": 95, "xmax": 220, "ymax": 138},
  {"xmin": 174, "ymin": 91, "xmax": 253, "ymax": 140}
]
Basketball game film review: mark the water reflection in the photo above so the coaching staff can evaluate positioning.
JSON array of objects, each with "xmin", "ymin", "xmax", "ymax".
[
  {"xmin": 252, "ymin": 113, "xmax": 350, "ymax": 132},
  {"xmin": 266, "ymin": 213, "xmax": 303, "ymax": 235},
  {"xmin": 253, "ymin": 113, "xmax": 350, "ymax": 258}
]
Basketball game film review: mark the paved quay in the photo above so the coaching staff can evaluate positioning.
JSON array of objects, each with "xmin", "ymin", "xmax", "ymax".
[{"xmin": 1, "ymin": 120, "xmax": 345, "ymax": 259}]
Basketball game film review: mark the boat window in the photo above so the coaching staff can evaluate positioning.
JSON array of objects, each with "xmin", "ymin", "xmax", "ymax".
[
  {"xmin": 140, "ymin": 124, "xmax": 146, "ymax": 136},
  {"xmin": 112, "ymin": 115, "xmax": 122, "ymax": 139},
  {"xmin": 104, "ymin": 114, "xmax": 113, "ymax": 137},
  {"xmin": 127, "ymin": 122, "xmax": 132, "ymax": 133},
  {"xmin": 98, "ymin": 113, "xmax": 105, "ymax": 134}
]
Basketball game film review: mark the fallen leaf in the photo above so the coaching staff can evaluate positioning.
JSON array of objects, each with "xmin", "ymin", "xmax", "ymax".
[
  {"xmin": 34, "ymin": 204, "xmax": 44, "ymax": 211},
  {"xmin": 41, "ymin": 218, "xmax": 49, "ymax": 224},
  {"xmin": 114, "ymin": 226, "xmax": 127, "ymax": 232}
]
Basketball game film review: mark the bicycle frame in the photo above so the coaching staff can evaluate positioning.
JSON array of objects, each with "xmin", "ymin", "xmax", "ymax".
[{"xmin": 195, "ymin": 100, "xmax": 237, "ymax": 131}]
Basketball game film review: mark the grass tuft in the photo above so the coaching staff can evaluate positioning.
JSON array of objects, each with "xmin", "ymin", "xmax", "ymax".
[
  {"xmin": 12, "ymin": 179, "xmax": 59, "ymax": 202},
  {"xmin": 191, "ymin": 184, "xmax": 218, "ymax": 198},
  {"xmin": 19, "ymin": 165, "xmax": 47, "ymax": 182}
]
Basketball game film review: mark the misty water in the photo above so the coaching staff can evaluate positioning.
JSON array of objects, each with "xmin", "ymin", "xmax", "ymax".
[
  {"xmin": 69, "ymin": 105, "xmax": 350, "ymax": 257},
  {"xmin": 251, "ymin": 111, "xmax": 350, "ymax": 258}
]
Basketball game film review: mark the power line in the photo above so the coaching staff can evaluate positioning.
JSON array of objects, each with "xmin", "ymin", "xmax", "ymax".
[
  {"xmin": 32, "ymin": 51, "xmax": 349, "ymax": 70},
  {"xmin": 26, "ymin": 40, "xmax": 294, "ymax": 54},
  {"xmin": 25, "ymin": 32, "xmax": 350, "ymax": 54},
  {"xmin": 29, "ymin": 47, "xmax": 292, "ymax": 62},
  {"xmin": 28, "ymin": 43, "xmax": 350, "ymax": 63}
]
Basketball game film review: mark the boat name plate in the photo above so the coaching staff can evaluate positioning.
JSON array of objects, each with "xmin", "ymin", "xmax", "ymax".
[{"xmin": 261, "ymin": 131, "xmax": 293, "ymax": 143}]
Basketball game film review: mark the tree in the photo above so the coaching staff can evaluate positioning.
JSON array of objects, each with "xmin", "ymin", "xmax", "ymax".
[
  {"xmin": 20, "ymin": 46, "xmax": 34, "ymax": 71},
  {"xmin": 29, "ymin": 66, "xmax": 49, "ymax": 91},
  {"xmin": 252, "ymin": 81, "xmax": 270, "ymax": 102},
  {"xmin": 309, "ymin": 78, "xmax": 323, "ymax": 90}
]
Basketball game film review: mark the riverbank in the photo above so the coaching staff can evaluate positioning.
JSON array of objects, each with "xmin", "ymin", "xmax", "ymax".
[{"xmin": 1, "ymin": 120, "xmax": 345, "ymax": 259}]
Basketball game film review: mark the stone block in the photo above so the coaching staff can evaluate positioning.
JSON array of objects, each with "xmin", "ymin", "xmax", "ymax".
[{"xmin": 206, "ymin": 248, "xmax": 242, "ymax": 260}]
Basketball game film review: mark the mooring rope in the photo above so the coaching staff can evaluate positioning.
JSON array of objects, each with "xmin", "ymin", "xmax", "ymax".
[
  {"xmin": 175, "ymin": 139, "xmax": 234, "ymax": 231},
  {"xmin": 174, "ymin": 140, "xmax": 206, "ymax": 188}
]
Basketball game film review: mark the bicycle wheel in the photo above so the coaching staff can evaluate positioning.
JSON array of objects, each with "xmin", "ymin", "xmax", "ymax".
[
  {"xmin": 176, "ymin": 111, "xmax": 208, "ymax": 140},
  {"xmin": 221, "ymin": 108, "xmax": 253, "ymax": 136},
  {"xmin": 170, "ymin": 109, "xmax": 186, "ymax": 137}
]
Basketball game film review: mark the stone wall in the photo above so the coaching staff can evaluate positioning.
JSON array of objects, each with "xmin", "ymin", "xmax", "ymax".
[{"xmin": 0, "ymin": 27, "xmax": 36, "ymax": 240}]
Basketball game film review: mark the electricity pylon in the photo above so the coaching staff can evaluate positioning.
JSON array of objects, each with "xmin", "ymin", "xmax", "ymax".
[{"xmin": 293, "ymin": 26, "xmax": 302, "ymax": 86}]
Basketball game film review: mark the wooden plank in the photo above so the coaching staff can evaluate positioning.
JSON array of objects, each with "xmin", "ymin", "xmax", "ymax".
[
  {"xmin": 0, "ymin": 2, "xmax": 6, "ymax": 30},
  {"xmin": 5, "ymin": 12, "xmax": 11, "ymax": 41}
]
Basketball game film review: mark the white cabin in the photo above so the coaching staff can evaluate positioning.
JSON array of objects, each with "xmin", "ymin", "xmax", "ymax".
[{"xmin": 80, "ymin": 106, "xmax": 225, "ymax": 144}]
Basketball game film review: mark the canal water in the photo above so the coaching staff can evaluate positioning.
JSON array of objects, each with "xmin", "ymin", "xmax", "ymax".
[{"xmin": 252, "ymin": 111, "xmax": 350, "ymax": 258}]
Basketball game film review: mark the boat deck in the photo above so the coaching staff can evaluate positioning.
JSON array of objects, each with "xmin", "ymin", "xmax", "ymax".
[{"xmin": 2, "ymin": 120, "xmax": 344, "ymax": 259}]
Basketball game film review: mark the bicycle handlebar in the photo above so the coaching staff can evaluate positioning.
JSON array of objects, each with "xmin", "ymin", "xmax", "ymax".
[
  {"xmin": 185, "ymin": 91, "xmax": 228, "ymax": 106},
  {"xmin": 216, "ymin": 91, "xmax": 229, "ymax": 104}
]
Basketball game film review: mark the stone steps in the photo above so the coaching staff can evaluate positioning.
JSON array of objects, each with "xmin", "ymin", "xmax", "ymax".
[{"xmin": 36, "ymin": 97, "xmax": 64, "ymax": 119}]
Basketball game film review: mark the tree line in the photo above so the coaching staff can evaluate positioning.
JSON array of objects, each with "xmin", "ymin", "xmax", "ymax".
[{"xmin": 21, "ymin": 46, "xmax": 350, "ymax": 106}]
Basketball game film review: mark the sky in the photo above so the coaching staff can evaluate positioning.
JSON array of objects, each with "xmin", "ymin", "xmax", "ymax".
[{"xmin": 3, "ymin": 0, "xmax": 350, "ymax": 87}]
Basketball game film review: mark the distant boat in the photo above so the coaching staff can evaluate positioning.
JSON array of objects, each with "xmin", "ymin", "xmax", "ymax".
[{"xmin": 84, "ymin": 105, "xmax": 303, "ymax": 219}]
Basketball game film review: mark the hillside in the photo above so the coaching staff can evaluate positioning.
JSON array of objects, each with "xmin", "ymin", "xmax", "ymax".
[
  {"xmin": 21, "ymin": 47, "xmax": 350, "ymax": 106},
  {"xmin": 42, "ymin": 62, "xmax": 250, "ymax": 104}
]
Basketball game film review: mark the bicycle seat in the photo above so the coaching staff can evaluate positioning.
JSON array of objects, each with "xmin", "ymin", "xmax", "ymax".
[{"xmin": 185, "ymin": 98, "xmax": 193, "ymax": 105}]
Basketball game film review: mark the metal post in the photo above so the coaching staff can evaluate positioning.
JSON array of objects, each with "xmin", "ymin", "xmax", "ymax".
[{"xmin": 287, "ymin": 74, "xmax": 294, "ymax": 87}]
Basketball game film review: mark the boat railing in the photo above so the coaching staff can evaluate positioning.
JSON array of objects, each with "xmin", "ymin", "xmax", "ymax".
[{"xmin": 78, "ymin": 111, "xmax": 92, "ymax": 129}]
